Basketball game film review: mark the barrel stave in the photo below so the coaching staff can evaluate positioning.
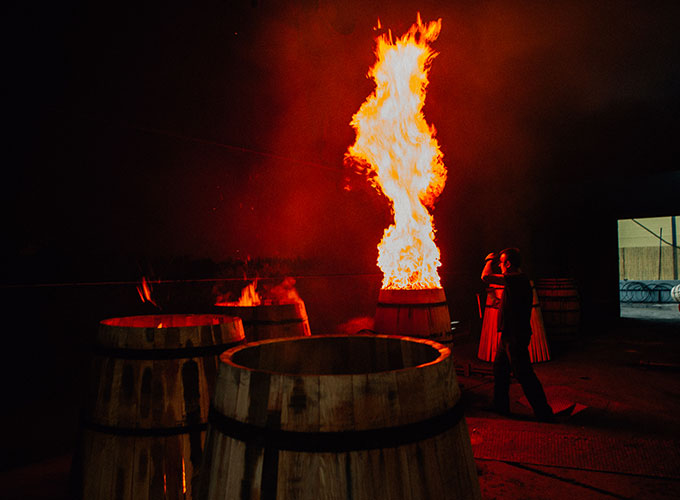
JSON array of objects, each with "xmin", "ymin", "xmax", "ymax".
[
  {"xmin": 79, "ymin": 314, "xmax": 244, "ymax": 500},
  {"xmin": 374, "ymin": 288, "xmax": 452, "ymax": 340},
  {"xmin": 201, "ymin": 335, "xmax": 480, "ymax": 499},
  {"xmin": 319, "ymin": 375, "xmax": 354, "ymax": 431}
]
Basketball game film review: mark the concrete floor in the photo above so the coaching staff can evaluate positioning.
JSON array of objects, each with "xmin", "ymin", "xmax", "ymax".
[
  {"xmin": 620, "ymin": 302, "xmax": 680, "ymax": 321},
  {"xmin": 1, "ymin": 316, "xmax": 679, "ymax": 499},
  {"xmin": 456, "ymin": 316, "xmax": 680, "ymax": 500}
]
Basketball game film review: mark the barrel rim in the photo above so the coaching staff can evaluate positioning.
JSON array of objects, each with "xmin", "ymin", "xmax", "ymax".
[
  {"xmin": 215, "ymin": 301, "xmax": 305, "ymax": 310},
  {"xmin": 100, "ymin": 313, "xmax": 243, "ymax": 329},
  {"xmin": 219, "ymin": 333, "xmax": 450, "ymax": 376},
  {"xmin": 377, "ymin": 287, "xmax": 447, "ymax": 300}
]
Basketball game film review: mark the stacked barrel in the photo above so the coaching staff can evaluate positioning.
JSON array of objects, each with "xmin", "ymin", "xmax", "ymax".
[{"xmin": 535, "ymin": 278, "xmax": 581, "ymax": 339}]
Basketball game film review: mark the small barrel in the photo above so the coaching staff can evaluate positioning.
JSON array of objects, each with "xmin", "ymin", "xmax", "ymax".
[
  {"xmin": 477, "ymin": 282, "xmax": 550, "ymax": 363},
  {"xmin": 535, "ymin": 278, "xmax": 581, "ymax": 338},
  {"xmin": 199, "ymin": 334, "xmax": 481, "ymax": 500},
  {"xmin": 671, "ymin": 284, "xmax": 680, "ymax": 303},
  {"xmin": 373, "ymin": 288, "xmax": 452, "ymax": 342},
  {"xmin": 215, "ymin": 302, "xmax": 311, "ymax": 342},
  {"xmin": 77, "ymin": 314, "xmax": 245, "ymax": 500}
]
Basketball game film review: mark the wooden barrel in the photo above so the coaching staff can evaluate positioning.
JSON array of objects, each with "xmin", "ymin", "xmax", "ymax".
[
  {"xmin": 215, "ymin": 301, "xmax": 311, "ymax": 342},
  {"xmin": 373, "ymin": 288, "xmax": 452, "ymax": 342},
  {"xmin": 77, "ymin": 314, "xmax": 245, "ymax": 500},
  {"xmin": 535, "ymin": 278, "xmax": 581, "ymax": 338},
  {"xmin": 477, "ymin": 282, "xmax": 551, "ymax": 363},
  {"xmin": 198, "ymin": 334, "xmax": 481, "ymax": 500}
]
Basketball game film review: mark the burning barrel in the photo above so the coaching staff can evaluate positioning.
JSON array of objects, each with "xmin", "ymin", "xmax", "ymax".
[
  {"xmin": 199, "ymin": 334, "xmax": 481, "ymax": 500},
  {"xmin": 477, "ymin": 282, "xmax": 551, "ymax": 363},
  {"xmin": 373, "ymin": 288, "xmax": 452, "ymax": 342},
  {"xmin": 215, "ymin": 301, "xmax": 311, "ymax": 342},
  {"xmin": 77, "ymin": 314, "xmax": 245, "ymax": 500}
]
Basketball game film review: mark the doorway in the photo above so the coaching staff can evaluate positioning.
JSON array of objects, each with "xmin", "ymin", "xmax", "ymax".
[{"xmin": 617, "ymin": 216, "xmax": 680, "ymax": 321}]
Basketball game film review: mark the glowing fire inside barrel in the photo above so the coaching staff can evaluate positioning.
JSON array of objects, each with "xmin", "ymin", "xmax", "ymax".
[
  {"xmin": 215, "ymin": 278, "xmax": 311, "ymax": 342},
  {"xmin": 347, "ymin": 14, "xmax": 451, "ymax": 339}
]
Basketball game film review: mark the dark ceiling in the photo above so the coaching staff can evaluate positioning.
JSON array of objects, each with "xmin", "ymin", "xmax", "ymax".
[{"xmin": 4, "ymin": 1, "xmax": 679, "ymax": 276}]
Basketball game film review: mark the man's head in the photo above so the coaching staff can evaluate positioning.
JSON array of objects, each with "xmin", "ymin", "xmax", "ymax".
[{"xmin": 499, "ymin": 247, "xmax": 522, "ymax": 273}]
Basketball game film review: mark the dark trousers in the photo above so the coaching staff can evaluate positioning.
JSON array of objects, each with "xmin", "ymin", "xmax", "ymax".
[{"xmin": 493, "ymin": 337, "xmax": 553, "ymax": 418}]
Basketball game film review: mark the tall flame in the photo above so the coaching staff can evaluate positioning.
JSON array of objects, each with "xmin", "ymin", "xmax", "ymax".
[{"xmin": 347, "ymin": 14, "xmax": 445, "ymax": 290}]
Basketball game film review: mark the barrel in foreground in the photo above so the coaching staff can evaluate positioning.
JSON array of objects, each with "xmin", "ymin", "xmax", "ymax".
[{"xmin": 200, "ymin": 334, "xmax": 481, "ymax": 500}]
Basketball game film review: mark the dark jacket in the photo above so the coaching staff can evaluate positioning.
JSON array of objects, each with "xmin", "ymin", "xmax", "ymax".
[{"xmin": 498, "ymin": 272, "xmax": 533, "ymax": 345}]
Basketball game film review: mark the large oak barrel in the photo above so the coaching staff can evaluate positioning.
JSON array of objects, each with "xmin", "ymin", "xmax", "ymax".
[
  {"xmin": 477, "ymin": 282, "xmax": 551, "ymax": 363},
  {"xmin": 535, "ymin": 278, "xmax": 581, "ymax": 338},
  {"xmin": 199, "ymin": 334, "xmax": 481, "ymax": 500},
  {"xmin": 373, "ymin": 288, "xmax": 452, "ymax": 343},
  {"xmin": 77, "ymin": 314, "xmax": 245, "ymax": 500},
  {"xmin": 215, "ymin": 302, "xmax": 311, "ymax": 342}
]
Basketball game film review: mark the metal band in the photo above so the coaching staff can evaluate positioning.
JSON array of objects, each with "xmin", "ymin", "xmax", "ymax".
[
  {"xmin": 208, "ymin": 400, "xmax": 464, "ymax": 453},
  {"xmin": 82, "ymin": 420, "xmax": 208, "ymax": 437},
  {"xmin": 91, "ymin": 341, "xmax": 242, "ymax": 360},
  {"xmin": 376, "ymin": 301, "xmax": 449, "ymax": 309}
]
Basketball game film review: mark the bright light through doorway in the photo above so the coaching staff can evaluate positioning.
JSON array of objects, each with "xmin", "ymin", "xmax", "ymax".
[{"xmin": 618, "ymin": 216, "xmax": 680, "ymax": 321}]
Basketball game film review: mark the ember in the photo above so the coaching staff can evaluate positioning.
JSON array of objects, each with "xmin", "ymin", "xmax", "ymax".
[
  {"xmin": 136, "ymin": 276, "xmax": 159, "ymax": 308},
  {"xmin": 347, "ymin": 14, "xmax": 445, "ymax": 290}
]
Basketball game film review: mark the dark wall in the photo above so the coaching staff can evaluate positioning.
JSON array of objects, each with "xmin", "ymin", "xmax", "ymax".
[{"xmin": 6, "ymin": 1, "xmax": 679, "ymax": 269}]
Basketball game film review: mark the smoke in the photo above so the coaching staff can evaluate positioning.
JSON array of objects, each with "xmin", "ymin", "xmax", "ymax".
[
  {"xmin": 265, "ymin": 277, "xmax": 303, "ymax": 304},
  {"xmin": 336, "ymin": 316, "xmax": 375, "ymax": 335}
]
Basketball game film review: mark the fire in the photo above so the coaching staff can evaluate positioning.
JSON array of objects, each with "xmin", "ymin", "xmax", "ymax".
[
  {"xmin": 136, "ymin": 276, "xmax": 159, "ymax": 307},
  {"xmin": 182, "ymin": 457, "xmax": 186, "ymax": 494},
  {"xmin": 346, "ymin": 14, "xmax": 445, "ymax": 290},
  {"xmin": 215, "ymin": 279, "xmax": 262, "ymax": 307},
  {"xmin": 235, "ymin": 279, "xmax": 262, "ymax": 306},
  {"xmin": 215, "ymin": 277, "xmax": 303, "ymax": 306}
]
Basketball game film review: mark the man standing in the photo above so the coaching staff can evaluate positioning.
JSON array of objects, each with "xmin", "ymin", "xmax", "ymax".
[{"xmin": 481, "ymin": 248, "xmax": 554, "ymax": 422}]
